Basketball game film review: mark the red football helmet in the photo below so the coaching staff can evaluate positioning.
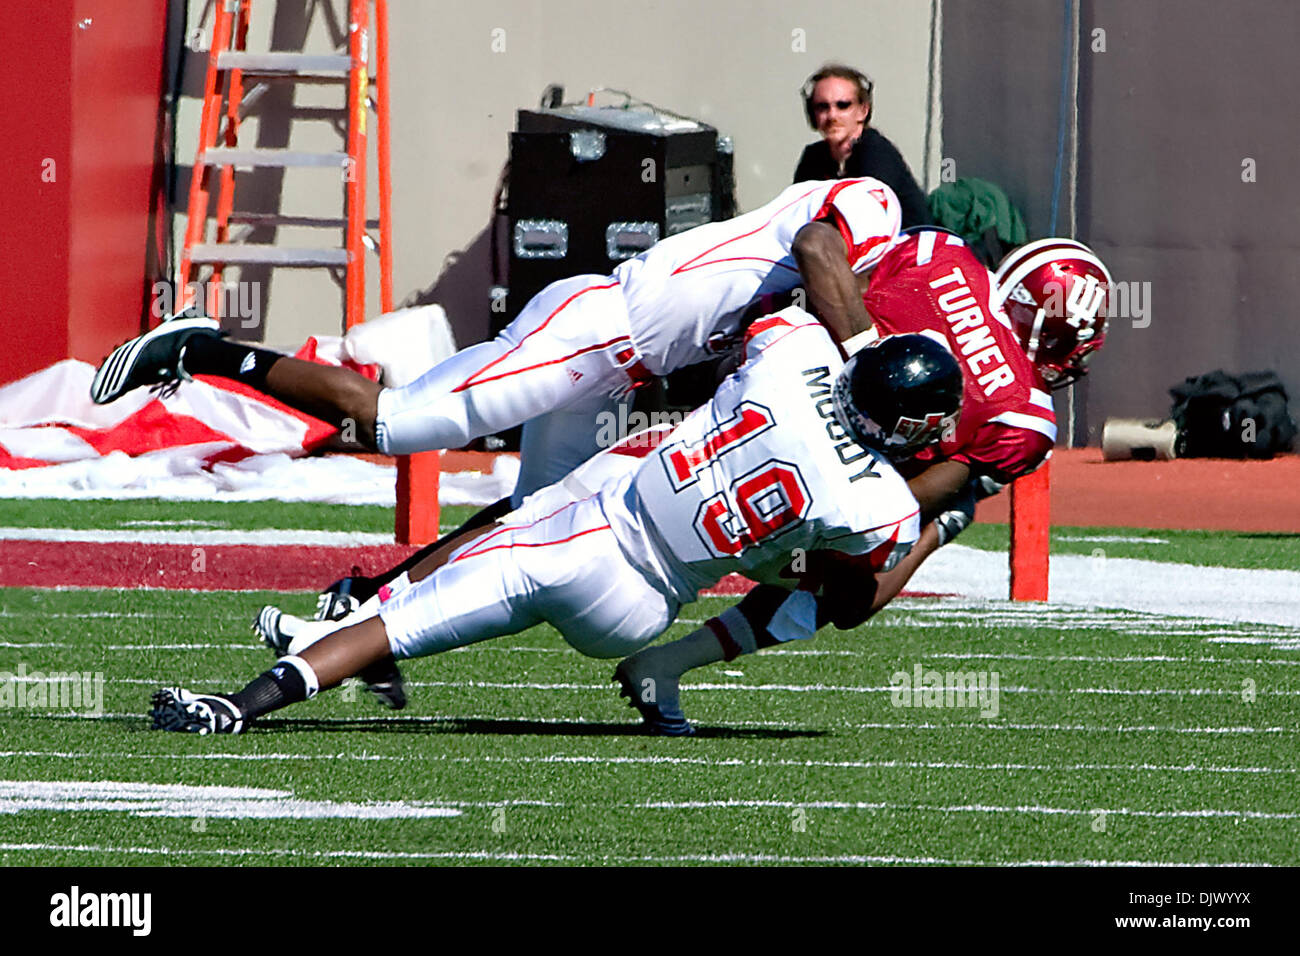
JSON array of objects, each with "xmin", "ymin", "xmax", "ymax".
[{"xmin": 993, "ymin": 238, "xmax": 1113, "ymax": 389}]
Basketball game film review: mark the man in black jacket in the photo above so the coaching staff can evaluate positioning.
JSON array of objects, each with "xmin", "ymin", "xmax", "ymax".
[{"xmin": 794, "ymin": 63, "xmax": 933, "ymax": 229}]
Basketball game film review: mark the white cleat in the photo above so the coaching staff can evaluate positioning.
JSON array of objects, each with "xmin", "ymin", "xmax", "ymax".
[{"xmin": 254, "ymin": 605, "xmax": 302, "ymax": 654}]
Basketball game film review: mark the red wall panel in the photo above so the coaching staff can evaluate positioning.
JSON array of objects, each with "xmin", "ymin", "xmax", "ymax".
[{"xmin": 0, "ymin": 0, "xmax": 166, "ymax": 386}]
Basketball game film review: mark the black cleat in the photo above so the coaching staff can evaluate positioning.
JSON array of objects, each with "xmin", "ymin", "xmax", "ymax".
[
  {"xmin": 150, "ymin": 687, "xmax": 246, "ymax": 734},
  {"xmin": 613, "ymin": 657, "xmax": 695, "ymax": 737},
  {"xmin": 90, "ymin": 316, "xmax": 221, "ymax": 405}
]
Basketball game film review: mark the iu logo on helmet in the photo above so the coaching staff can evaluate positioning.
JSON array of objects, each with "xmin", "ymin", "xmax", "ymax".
[{"xmin": 1043, "ymin": 276, "xmax": 1107, "ymax": 330}]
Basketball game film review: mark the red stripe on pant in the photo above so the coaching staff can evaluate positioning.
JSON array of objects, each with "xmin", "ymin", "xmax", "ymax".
[{"xmin": 453, "ymin": 280, "xmax": 621, "ymax": 392}]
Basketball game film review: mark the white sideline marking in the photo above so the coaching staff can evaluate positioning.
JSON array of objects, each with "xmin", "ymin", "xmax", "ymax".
[
  {"xmin": 2, "ymin": 750, "xmax": 1293, "ymax": 776},
  {"xmin": 0, "ymin": 842, "xmax": 1265, "ymax": 866},
  {"xmin": 305, "ymin": 795, "xmax": 1299, "ymax": 822},
  {"xmin": 910, "ymin": 545, "xmax": 1300, "ymax": 628},
  {"xmin": 1055, "ymin": 534, "xmax": 1170, "ymax": 544},
  {"xmin": 106, "ymin": 644, "xmax": 262, "ymax": 651},
  {"xmin": 1207, "ymin": 636, "xmax": 1300, "ymax": 648},
  {"xmin": 118, "ymin": 520, "xmax": 227, "ymax": 529},
  {"xmin": 0, "ymin": 612, "xmax": 190, "ymax": 619},
  {"xmin": 0, "ymin": 527, "xmax": 394, "ymax": 547},
  {"xmin": 0, "ymin": 642, "xmax": 260, "ymax": 651},
  {"xmin": 850, "ymin": 721, "xmax": 1298, "ymax": 734},
  {"xmin": 0, "ymin": 779, "xmax": 459, "ymax": 820},
  {"xmin": 891, "ymin": 620, "xmax": 1298, "ymax": 639}
]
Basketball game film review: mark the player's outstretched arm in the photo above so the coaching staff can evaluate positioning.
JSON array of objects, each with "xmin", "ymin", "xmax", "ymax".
[
  {"xmin": 792, "ymin": 218, "xmax": 875, "ymax": 343},
  {"xmin": 905, "ymin": 460, "xmax": 972, "ymax": 521}
]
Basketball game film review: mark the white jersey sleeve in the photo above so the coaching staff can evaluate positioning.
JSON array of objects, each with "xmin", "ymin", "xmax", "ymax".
[
  {"xmin": 613, "ymin": 179, "xmax": 902, "ymax": 375},
  {"xmin": 808, "ymin": 178, "xmax": 904, "ymax": 271}
]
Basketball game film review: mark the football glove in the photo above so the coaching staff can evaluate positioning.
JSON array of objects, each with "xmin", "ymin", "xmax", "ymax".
[{"xmin": 933, "ymin": 475, "xmax": 1005, "ymax": 548}]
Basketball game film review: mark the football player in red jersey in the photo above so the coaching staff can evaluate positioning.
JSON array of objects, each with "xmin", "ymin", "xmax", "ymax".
[{"xmin": 615, "ymin": 229, "xmax": 1113, "ymax": 734}]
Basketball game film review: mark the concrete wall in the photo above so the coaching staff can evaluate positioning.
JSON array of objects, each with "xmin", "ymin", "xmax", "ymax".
[
  {"xmin": 1077, "ymin": 0, "xmax": 1300, "ymax": 444},
  {"xmin": 175, "ymin": 0, "xmax": 938, "ymax": 348},
  {"xmin": 942, "ymin": 0, "xmax": 1300, "ymax": 445}
]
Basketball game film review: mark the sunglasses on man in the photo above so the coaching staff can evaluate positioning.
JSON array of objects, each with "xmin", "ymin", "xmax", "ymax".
[{"xmin": 811, "ymin": 99, "xmax": 859, "ymax": 112}]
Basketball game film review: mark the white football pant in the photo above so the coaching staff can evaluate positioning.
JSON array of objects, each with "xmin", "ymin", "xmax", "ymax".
[
  {"xmin": 373, "ymin": 274, "xmax": 649, "ymax": 504},
  {"xmin": 379, "ymin": 492, "xmax": 677, "ymax": 661}
]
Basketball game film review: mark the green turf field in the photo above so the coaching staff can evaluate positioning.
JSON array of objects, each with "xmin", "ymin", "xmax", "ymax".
[
  {"xmin": 4, "ymin": 497, "xmax": 1295, "ymax": 568},
  {"xmin": 1, "ymin": 499, "xmax": 1297, "ymax": 865}
]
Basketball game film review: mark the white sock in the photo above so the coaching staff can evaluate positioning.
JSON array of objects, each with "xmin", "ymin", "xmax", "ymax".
[
  {"xmin": 276, "ymin": 654, "xmax": 320, "ymax": 698},
  {"xmin": 639, "ymin": 606, "xmax": 757, "ymax": 678}
]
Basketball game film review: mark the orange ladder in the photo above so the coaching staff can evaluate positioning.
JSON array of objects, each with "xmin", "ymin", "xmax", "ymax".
[{"xmin": 178, "ymin": 0, "xmax": 440, "ymax": 545}]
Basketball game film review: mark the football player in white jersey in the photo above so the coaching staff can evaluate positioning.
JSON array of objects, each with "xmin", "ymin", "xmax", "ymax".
[
  {"xmin": 91, "ymin": 179, "xmax": 902, "ymax": 505},
  {"xmin": 618, "ymin": 233, "xmax": 1114, "ymax": 734},
  {"xmin": 147, "ymin": 311, "xmax": 964, "ymax": 734}
]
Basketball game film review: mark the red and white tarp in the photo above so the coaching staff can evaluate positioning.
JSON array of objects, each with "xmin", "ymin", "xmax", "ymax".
[{"xmin": 0, "ymin": 333, "xmax": 517, "ymax": 505}]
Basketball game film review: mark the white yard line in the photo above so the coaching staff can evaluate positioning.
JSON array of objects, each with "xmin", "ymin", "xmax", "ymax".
[
  {"xmin": 2, "ymin": 750, "xmax": 1293, "ymax": 775},
  {"xmin": 0, "ymin": 779, "xmax": 460, "ymax": 819},
  {"xmin": 628, "ymin": 799, "xmax": 1300, "ymax": 821},
  {"xmin": 925, "ymin": 652, "xmax": 1300, "ymax": 666},
  {"xmin": 0, "ymin": 842, "xmax": 1264, "ymax": 865},
  {"xmin": 55, "ymin": 676, "xmax": 1300, "ymax": 696},
  {"xmin": 0, "ymin": 642, "xmax": 261, "ymax": 650}
]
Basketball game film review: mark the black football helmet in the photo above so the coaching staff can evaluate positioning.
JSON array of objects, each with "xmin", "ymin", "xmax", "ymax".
[{"xmin": 832, "ymin": 332, "xmax": 963, "ymax": 461}]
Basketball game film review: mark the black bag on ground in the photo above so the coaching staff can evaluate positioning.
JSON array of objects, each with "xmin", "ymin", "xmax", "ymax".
[{"xmin": 1169, "ymin": 369, "xmax": 1297, "ymax": 458}]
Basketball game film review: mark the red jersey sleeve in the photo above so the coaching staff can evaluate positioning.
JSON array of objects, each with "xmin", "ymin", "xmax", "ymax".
[{"xmin": 948, "ymin": 420, "xmax": 1054, "ymax": 482}]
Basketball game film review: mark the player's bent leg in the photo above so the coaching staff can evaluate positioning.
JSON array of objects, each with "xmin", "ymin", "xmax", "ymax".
[
  {"xmin": 378, "ymin": 533, "xmax": 546, "ymax": 661},
  {"xmin": 257, "ymin": 356, "xmax": 381, "ymax": 446},
  {"xmin": 614, "ymin": 586, "xmax": 797, "ymax": 735},
  {"xmin": 374, "ymin": 275, "xmax": 637, "ymax": 456},
  {"xmin": 256, "ymin": 594, "xmax": 407, "ymax": 709},
  {"xmin": 381, "ymin": 496, "xmax": 674, "ymax": 666},
  {"xmin": 95, "ymin": 322, "xmax": 384, "ymax": 444},
  {"xmin": 298, "ymin": 615, "xmax": 394, "ymax": 689}
]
